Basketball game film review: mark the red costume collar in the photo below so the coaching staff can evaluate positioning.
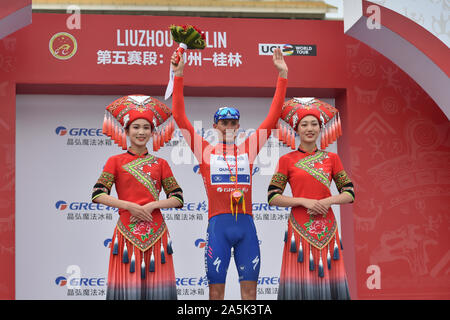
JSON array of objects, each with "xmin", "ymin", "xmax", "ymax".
[
  {"xmin": 127, "ymin": 148, "xmax": 149, "ymax": 157},
  {"xmin": 298, "ymin": 146, "xmax": 318, "ymax": 155}
]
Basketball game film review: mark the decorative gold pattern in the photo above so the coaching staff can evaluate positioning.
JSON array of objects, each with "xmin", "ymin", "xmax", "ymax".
[
  {"xmin": 122, "ymin": 155, "xmax": 159, "ymax": 200},
  {"xmin": 117, "ymin": 218, "xmax": 166, "ymax": 252},
  {"xmin": 162, "ymin": 176, "xmax": 180, "ymax": 194},
  {"xmin": 270, "ymin": 172, "xmax": 288, "ymax": 192},
  {"xmin": 96, "ymin": 171, "xmax": 115, "ymax": 190},
  {"xmin": 116, "ymin": 105, "xmax": 133, "ymax": 122},
  {"xmin": 93, "ymin": 186, "xmax": 109, "ymax": 194},
  {"xmin": 333, "ymin": 170, "xmax": 352, "ymax": 191},
  {"xmin": 290, "ymin": 214, "xmax": 337, "ymax": 250},
  {"xmin": 282, "ymin": 102, "xmax": 298, "ymax": 123},
  {"xmin": 294, "ymin": 151, "xmax": 331, "ymax": 188},
  {"xmin": 107, "ymin": 96, "xmax": 128, "ymax": 114}
]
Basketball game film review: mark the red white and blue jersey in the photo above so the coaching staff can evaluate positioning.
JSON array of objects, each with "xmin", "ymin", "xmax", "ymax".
[{"xmin": 172, "ymin": 76, "xmax": 287, "ymax": 219}]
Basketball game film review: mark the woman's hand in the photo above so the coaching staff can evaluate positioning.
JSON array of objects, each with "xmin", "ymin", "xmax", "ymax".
[
  {"xmin": 171, "ymin": 52, "xmax": 185, "ymax": 77},
  {"xmin": 301, "ymin": 198, "xmax": 329, "ymax": 216},
  {"xmin": 130, "ymin": 216, "xmax": 139, "ymax": 224},
  {"xmin": 273, "ymin": 48, "xmax": 288, "ymax": 78},
  {"xmin": 127, "ymin": 202, "xmax": 153, "ymax": 222},
  {"xmin": 143, "ymin": 201, "xmax": 156, "ymax": 216},
  {"xmin": 316, "ymin": 198, "xmax": 332, "ymax": 215}
]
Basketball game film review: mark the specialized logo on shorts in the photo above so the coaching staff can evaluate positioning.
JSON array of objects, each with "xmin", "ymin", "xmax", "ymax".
[
  {"xmin": 49, "ymin": 32, "xmax": 78, "ymax": 60},
  {"xmin": 252, "ymin": 256, "xmax": 260, "ymax": 271},
  {"xmin": 213, "ymin": 257, "xmax": 221, "ymax": 273}
]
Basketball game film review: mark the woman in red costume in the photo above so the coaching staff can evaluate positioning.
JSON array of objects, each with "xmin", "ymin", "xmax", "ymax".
[
  {"xmin": 268, "ymin": 98, "xmax": 355, "ymax": 300},
  {"xmin": 92, "ymin": 95, "xmax": 183, "ymax": 300},
  {"xmin": 170, "ymin": 48, "xmax": 288, "ymax": 300}
]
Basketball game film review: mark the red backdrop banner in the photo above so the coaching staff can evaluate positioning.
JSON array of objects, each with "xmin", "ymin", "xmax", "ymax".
[{"xmin": 0, "ymin": 13, "xmax": 448, "ymax": 299}]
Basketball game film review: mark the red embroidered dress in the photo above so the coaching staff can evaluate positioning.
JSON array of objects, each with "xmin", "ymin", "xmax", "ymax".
[
  {"xmin": 269, "ymin": 147, "xmax": 354, "ymax": 300},
  {"xmin": 92, "ymin": 150, "xmax": 183, "ymax": 300}
]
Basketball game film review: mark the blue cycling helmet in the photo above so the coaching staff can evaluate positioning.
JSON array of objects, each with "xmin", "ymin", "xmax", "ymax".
[{"xmin": 214, "ymin": 107, "xmax": 240, "ymax": 124}]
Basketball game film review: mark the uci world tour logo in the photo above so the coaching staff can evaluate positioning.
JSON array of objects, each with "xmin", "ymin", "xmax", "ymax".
[
  {"xmin": 49, "ymin": 32, "xmax": 78, "ymax": 60},
  {"xmin": 258, "ymin": 43, "xmax": 316, "ymax": 56},
  {"xmin": 55, "ymin": 126, "xmax": 67, "ymax": 136},
  {"xmin": 281, "ymin": 44, "xmax": 294, "ymax": 55}
]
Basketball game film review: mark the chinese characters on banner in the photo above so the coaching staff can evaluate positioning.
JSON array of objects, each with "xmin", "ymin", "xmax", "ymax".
[
  {"xmin": 97, "ymin": 50, "xmax": 243, "ymax": 67},
  {"xmin": 96, "ymin": 29, "xmax": 243, "ymax": 68}
]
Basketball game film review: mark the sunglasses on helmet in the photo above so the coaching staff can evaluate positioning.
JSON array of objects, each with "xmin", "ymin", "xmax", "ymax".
[{"xmin": 214, "ymin": 107, "xmax": 240, "ymax": 124}]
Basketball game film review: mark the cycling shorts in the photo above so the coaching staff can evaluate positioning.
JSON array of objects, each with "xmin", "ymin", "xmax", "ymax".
[{"xmin": 205, "ymin": 213, "xmax": 261, "ymax": 284}]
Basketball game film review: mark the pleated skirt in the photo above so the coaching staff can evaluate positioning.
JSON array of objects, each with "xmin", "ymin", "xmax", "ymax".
[
  {"xmin": 277, "ymin": 221, "xmax": 351, "ymax": 300},
  {"xmin": 106, "ymin": 226, "xmax": 177, "ymax": 300}
]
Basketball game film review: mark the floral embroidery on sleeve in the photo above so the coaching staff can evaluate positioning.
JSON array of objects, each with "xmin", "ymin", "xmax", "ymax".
[
  {"xmin": 333, "ymin": 170, "xmax": 355, "ymax": 201},
  {"xmin": 97, "ymin": 172, "xmax": 115, "ymax": 190},
  {"xmin": 270, "ymin": 173, "xmax": 288, "ymax": 192},
  {"xmin": 333, "ymin": 170, "xmax": 351, "ymax": 191},
  {"xmin": 162, "ymin": 176, "xmax": 180, "ymax": 195},
  {"xmin": 92, "ymin": 171, "xmax": 115, "ymax": 201}
]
